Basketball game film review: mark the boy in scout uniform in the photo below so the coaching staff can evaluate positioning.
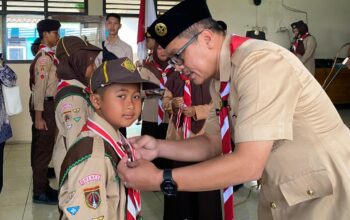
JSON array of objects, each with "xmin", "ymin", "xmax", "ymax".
[
  {"xmin": 52, "ymin": 36, "xmax": 102, "ymax": 179},
  {"xmin": 29, "ymin": 18, "xmax": 60, "ymax": 204},
  {"xmin": 58, "ymin": 58, "xmax": 157, "ymax": 219},
  {"xmin": 117, "ymin": 0, "xmax": 350, "ymax": 219}
]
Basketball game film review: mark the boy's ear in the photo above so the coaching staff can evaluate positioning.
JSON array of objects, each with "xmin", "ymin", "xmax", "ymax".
[{"xmin": 90, "ymin": 93, "xmax": 102, "ymax": 110}]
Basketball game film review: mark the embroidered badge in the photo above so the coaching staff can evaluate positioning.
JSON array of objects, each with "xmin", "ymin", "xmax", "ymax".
[
  {"xmin": 155, "ymin": 23, "xmax": 167, "ymax": 36},
  {"xmin": 79, "ymin": 174, "xmax": 101, "ymax": 186},
  {"xmin": 121, "ymin": 59, "xmax": 136, "ymax": 73},
  {"xmin": 72, "ymin": 108, "xmax": 80, "ymax": 113},
  {"xmin": 66, "ymin": 206, "xmax": 80, "ymax": 215},
  {"xmin": 61, "ymin": 103, "xmax": 73, "ymax": 112},
  {"xmin": 64, "ymin": 114, "xmax": 71, "ymax": 122},
  {"xmin": 84, "ymin": 186, "xmax": 101, "ymax": 209},
  {"xmin": 73, "ymin": 117, "xmax": 81, "ymax": 122},
  {"xmin": 92, "ymin": 216, "xmax": 104, "ymax": 220}
]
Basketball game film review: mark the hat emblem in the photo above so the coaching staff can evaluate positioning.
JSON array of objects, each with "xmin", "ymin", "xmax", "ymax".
[
  {"xmin": 155, "ymin": 23, "xmax": 167, "ymax": 37},
  {"xmin": 121, "ymin": 59, "xmax": 136, "ymax": 73}
]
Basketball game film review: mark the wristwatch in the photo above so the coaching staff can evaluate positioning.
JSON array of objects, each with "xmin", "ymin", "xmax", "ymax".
[{"xmin": 160, "ymin": 169, "xmax": 178, "ymax": 196}]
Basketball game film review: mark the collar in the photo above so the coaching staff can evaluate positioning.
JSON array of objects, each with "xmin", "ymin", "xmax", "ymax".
[
  {"xmin": 106, "ymin": 37, "xmax": 121, "ymax": 46},
  {"xmin": 89, "ymin": 111, "xmax": 121, "ymax": 142},
  {"xmin": 219, "ymin": 35, "xmax": 233, "ymax": 82}
]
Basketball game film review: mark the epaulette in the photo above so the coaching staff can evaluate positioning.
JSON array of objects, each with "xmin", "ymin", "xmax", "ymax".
[
  {"xmin": 55, "ymin": 85, "xmax": 91, "ymax": 110},
  {"xmin": 59, "ymin": 136, "xmax": 120, "ymax": 188}
]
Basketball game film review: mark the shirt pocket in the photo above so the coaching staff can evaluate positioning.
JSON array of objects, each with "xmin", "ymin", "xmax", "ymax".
[{"xmin": 279, "ymin": 169, "xmax": 333, "ymax": 206}]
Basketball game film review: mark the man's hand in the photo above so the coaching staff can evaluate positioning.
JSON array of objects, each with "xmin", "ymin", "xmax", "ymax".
[
  {"xmin": 128, "ymin": 135, "xmax": 159, "ymax": 161},
  {"xmin": 117, "ymin": 156, "xmax": 163, "ymax": 191},
  {"xmin": 182, "ymin": 106, "xmax": 196, "ymax": 117},
  {"xmin": 35, "ymin": 117, "xmax": 48, "ymax": 130}
]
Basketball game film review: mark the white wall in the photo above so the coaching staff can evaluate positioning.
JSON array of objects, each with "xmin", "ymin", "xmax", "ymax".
[
  {"xmin": 208, "ymin": 0, "xmax": 350, "ymax": 58},
  {"xmin": 7, "ymin": 0, "xmax": 350, "ymax": 142}
]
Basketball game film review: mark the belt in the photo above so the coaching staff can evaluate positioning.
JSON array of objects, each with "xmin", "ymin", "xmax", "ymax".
[{"xmin": 44, "ymin": 96, "xmax": 54, "ymax": 101}]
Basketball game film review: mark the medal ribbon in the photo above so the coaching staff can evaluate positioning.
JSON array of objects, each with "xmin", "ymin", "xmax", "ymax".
[{"xmin": 86, "ymin": 118, "xmax": 141, "ymax": 220}]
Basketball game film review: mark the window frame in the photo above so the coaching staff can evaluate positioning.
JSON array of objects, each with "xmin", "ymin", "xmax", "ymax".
[{"xmin": 0, "ymin": 0, "xmax": 88, "ymax": 63}]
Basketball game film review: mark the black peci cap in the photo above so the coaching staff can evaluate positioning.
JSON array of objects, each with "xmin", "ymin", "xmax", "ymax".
[
  {"xmin": 147, "ymin": 0, "xmax": 212, "ymax": 49},
  {"xmin": 37, "ymin": 19, "xmax": 61, "ymax": 35},
  {"xmin": 90, "ymin": 57, "xmax": 158, "ymax": 92}
]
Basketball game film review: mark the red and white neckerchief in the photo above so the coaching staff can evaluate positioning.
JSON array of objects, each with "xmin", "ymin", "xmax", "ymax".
[
  {"xmin": 175, "ymin": 74, "xmax": 192, "ymax": 139},
  {"xmin": 154, "ymin": 62, "xmax": 172, "ymax": 125},
  {"xmin": 218, "ymin": 35, "xmax": 250, "ymax": 220},
  {"xmin": 86, "ymin": 118, "xmax": 142, "ymax": 220},
  {"xmin": 38, "ymin": 44, "xmax": 59, "ymax": 65},
  {"xmin": 57, "ymin": 80, "xmax": 91, "ymax": 94},
  {"xmin": 292, "ymin": 32, "xmax": 310, "ymax": 55}
]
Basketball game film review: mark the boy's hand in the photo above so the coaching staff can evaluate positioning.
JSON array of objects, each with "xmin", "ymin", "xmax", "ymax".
[
  {"xmin": 35, "ymin": 118, "xmax": 48, "ymax": 130},
  {"xmin": 117, "ymin": 156, "xmax": 162, "ymax": 191},
  {"xmin": 172, "ymin": 97, "xmax": 184, "ymax": 109},
  {"xmin": 128, "ymin": 135, "xmax": 159, "ymax": 161}
]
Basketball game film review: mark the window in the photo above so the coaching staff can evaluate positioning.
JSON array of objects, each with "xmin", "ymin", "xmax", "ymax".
[
  {"xmin": 104, "ymin": 0, "xmax": 182, "ymax": 16},
  {"xmin": 6, "ymin": 14, "xmax": 44, "ymax": 60},
  {"xmin": 1, "ymin": 0, "xmax": 88, "ymax": 62}
]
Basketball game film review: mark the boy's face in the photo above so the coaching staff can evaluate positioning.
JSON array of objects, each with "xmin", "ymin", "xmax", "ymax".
[
  {"xmin": 105, "ymin": 16, "xmax": 121, "ymax": 37},
  {"xmin": 91, "ymin": 83, "xmax": 142, "ymax": 130}
]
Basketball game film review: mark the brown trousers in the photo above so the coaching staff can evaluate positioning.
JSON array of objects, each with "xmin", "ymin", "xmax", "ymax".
[{"xmin": 30, "ymin": 99, "xmax": 56, "ymax": 195}]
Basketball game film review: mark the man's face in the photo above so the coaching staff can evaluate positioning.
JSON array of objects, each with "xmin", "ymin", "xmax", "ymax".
[
  {"xmin": 165, "ymin": 29, "xmax": 217, "ymax": 84},
  {"xmin": 105, "ymin": 16, "xmax": 121, "ymax": 37}
]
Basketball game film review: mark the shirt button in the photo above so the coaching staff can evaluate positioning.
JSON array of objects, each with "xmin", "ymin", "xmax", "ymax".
[
  {"xmin": 307, "ymin": 189, "xmax": 315, "ymax": 196},
  {"xmin": 270, "ymin": 202, "xmax": 277, "ymax": 209}
]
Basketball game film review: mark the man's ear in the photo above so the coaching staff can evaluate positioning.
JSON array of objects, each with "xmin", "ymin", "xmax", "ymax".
[
  {"xmin": 201, "ymin": 29, "xmax": 215, "ymax": 49},
  {"xmin": 90, "ymin": 93, "xmax": 102, "ymax": 110}
]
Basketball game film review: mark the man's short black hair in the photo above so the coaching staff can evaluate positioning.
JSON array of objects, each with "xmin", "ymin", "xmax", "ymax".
[{"xmin": 106, "ymin": 13, "xmax": 121, "ymax": 22}]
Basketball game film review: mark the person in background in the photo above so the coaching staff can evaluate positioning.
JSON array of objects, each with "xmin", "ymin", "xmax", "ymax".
[
  {"xmin": 0, "ymin": 55, "xmax": 16, "ymax": 193},
  {"xmin": 58, "ymin": 58, "xmax": 156, "ymax": 219},
  {"xmin": 96, "ymin": 13, "xmax": 133, "ymax": 64},
  {"xmin": 117, "ymin": 0, "xmax": 350, "ymax": 219},
  {"xmin": 139, "ymin": 43, "xmax": 175, "ymax": 169},
  {"xmin": 290, "ymin": 20, "xmax": 317, "ymax": 75},
  {"xmin": 29, "ymin": 19, "xmax": 60, "ymax": 205},
  {"xmin": 96, "ymin": 13, "xmax": 132, "ymax": 137},
  {"xmin": 52, "ymin": 36, "xmax": 102, "ymax": 179},
  {"xmin": 161, "ymin": 56, "xmax": 221, "ymax": 220},
  {"xmin": 31, "ymin": 37, "xmax": 56, "ymax": 179}
]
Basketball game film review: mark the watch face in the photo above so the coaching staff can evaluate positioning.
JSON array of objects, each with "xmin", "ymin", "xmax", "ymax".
[{"xmin": 161, "ymin": 180, "xmax": 177, "ymax": 197}]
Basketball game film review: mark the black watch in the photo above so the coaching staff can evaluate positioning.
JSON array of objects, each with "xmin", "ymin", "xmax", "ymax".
[{"xmin": 160, "ymin": 169, "xmax": 178, "ymax": 197}]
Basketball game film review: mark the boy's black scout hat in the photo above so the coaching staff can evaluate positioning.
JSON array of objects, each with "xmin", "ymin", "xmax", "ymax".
[
  {"xmin": 91, "ymin": 57, "xmax": 158, "ymax": 92},
  {"xmin": 37, "ymin": 19, "xmax": 61, "ymax": 34},
  {"xmin": 147, "ymin": 0, "xmax": 212, "ymax": 49}
]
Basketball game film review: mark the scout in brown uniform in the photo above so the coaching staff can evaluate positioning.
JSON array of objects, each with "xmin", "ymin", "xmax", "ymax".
[
  {"xmin": 117, "ymin": 0, "xmax": 350, "ymax": 220},
  {"xmin": 29, "ymin": 18, "xmax": 60, "ymax": 204},
  {"xmin": 58, "ymin": 58, "xmax": 157, "ymax": 220},
  {"xmin": 52, "ymin": 36, "xmax": 102, "ymax": 179}
]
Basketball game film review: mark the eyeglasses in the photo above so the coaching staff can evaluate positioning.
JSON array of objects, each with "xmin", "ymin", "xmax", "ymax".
[{"xmin": 168, "ymin": 29, "xmax": 205, "ymax": 66}]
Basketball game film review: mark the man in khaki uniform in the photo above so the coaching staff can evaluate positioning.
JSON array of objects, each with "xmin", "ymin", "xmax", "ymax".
[
  {"xmin": 29, "ymin": 18, "xmax": 60, "ymax": 205},
  {"xmin": 117, "ymin": 0, "xmax": 350, "ymax": 219}
]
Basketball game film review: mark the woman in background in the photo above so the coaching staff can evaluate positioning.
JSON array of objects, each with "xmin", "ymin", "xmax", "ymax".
[
  {"xmin": 0, "ymin": 56, "xmax": 16, "ymax": 193},
  {"xmin": 290, "ymin": 20, "xmax": 317, "ymax": 74}
]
